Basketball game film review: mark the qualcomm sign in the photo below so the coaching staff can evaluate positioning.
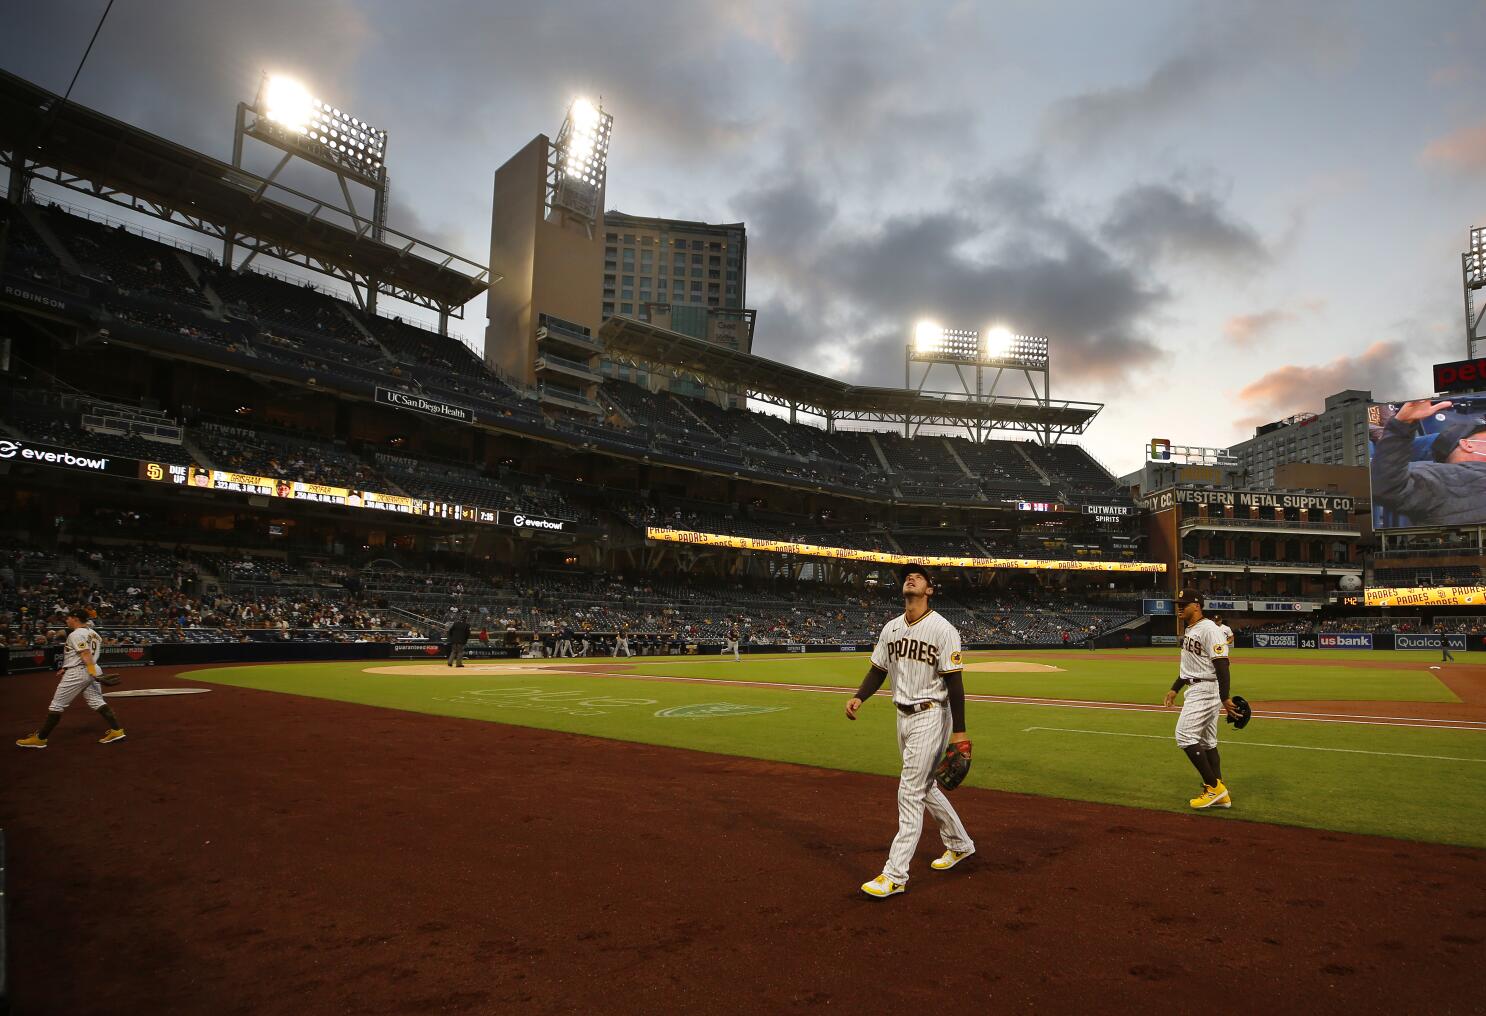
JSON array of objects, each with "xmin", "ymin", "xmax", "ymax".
[
  {"xmin": 1395, "ymin": 634, "xmax": 1467, "ymax": 651},
  {"xmin": 0, "ymin": 439, "xmax": 111, "ymax": 472}
]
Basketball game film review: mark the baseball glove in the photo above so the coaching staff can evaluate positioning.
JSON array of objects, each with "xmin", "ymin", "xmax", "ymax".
[
  {"xmin": 94, "ymin": 673, "xmax": 122, "ymax": 687},
  {"xmin": 934, "ymin": 738, "xmax": 972, "ymax": 791},
  {"xmin": 1225, "ymin": 695, "xmax": 1251, "ymax": 729}
]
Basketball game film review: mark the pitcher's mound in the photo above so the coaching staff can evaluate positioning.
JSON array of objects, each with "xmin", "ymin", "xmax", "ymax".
[{"xmin": 964, "ymin": 662, "xmax": 1067, "ymax": 673}]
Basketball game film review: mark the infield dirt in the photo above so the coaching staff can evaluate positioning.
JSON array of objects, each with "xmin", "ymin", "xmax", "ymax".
[{"xmin": 2, "ymin": 664, "xmax": 1482, "ymax": 1014}]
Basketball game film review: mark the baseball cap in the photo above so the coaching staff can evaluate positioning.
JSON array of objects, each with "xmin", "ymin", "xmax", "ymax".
[
  {"xmin": 899, "ymin": 563, "xmax": 935, "ymax": 588},
  {"xmin": 65, "ymin": 606, "xmax": 89, "ymax": 622},
  {"xmin": 1431, "ymin": 416, "xmax": 1486, "ymax": 462},
  {"xmin": 1175, "ymin": 590, "xmax": 1201, "ymax": 607}
]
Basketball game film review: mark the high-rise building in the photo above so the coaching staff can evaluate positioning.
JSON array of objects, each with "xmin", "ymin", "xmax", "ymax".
[
  {"xmin": 599, "ymin": 211, "xmax": 752, "ymax": 403},
  {"xmin": 600, "ymin": 211, "xmax": 746, "ymax": 319},
  {"xmin": 1231, "ymin": 390, "xmax": 1372, "ymax": 488}
]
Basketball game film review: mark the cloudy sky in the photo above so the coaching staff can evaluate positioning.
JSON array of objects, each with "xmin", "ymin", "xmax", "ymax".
[{"xmin": 5, "ymin": 0, "xmax": 1485, "ymax": 474}]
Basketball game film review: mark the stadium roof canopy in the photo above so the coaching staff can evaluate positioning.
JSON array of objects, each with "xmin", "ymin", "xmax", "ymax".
[
  {"xmin": 0, "ymin": 69, "xmax": 489, "ymax": 316},
  {"xmin": 600, "ymin": 317, "xmax": 1102, "ymax": 437}
]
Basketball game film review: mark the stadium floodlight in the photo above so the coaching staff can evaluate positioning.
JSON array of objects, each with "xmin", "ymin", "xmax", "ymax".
[
  {"xmin": 249, "ymin": 72, "xmax": 388, "ymax": 181},
  {"xmin": 549, "ymin": 96, "xmax": 613, "ymax": 224},
  {"xmin": 914, "ymin": 320, "xmax": 945, "ymax": 353},
  {"xmin": 983, "ymin": 325, "xmax": 1013, "ymax": 359},
  {"xmin": 911, "ymin": 321, "xmax": 981, "ymax": 361},
  {"xmin": 262, "ymin": 75, "xmax": 313, "ymax": 133}
]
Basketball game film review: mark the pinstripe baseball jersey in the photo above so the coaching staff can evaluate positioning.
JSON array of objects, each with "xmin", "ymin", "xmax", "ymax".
[
  {"xmin": 871, "ymin": 609, "xmax": 963, "ymax": 707},
  {"xmin": 63, "ymin": 625, "xmax": 101, "ymax": 671},
  {"xmin": 1178, "ymin": 618, "xmax": 1227, "ymax": 683}
]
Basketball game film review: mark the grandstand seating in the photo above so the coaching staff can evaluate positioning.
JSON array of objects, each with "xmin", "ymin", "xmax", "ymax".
[{"xmin": 0, "ymin": 201, "xmax": 1130, "ymax": 513}]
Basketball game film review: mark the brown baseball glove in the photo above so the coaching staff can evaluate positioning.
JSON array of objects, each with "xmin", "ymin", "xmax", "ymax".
[
  {"xmin": 94, "ymin": 673, "xmax": 122, "ymax": 687},
  {"xmin": 934, "ymin": 738, "xmax": 972, "ymax": 791}
]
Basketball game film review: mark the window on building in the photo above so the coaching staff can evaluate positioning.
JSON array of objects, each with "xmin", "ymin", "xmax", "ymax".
[
  {"xmin": 622, "ymin": 275, "xmax": 634, "ymax": 286},
  {"xmin": 709, "ymin": 255, "xmax": 721, "ymax": 267},
  {"xmin": 708, "ymin": 270, "xmax": 720, "ymax": 279},
  {"xmin": 691, "ymin": 254, "xmax": 702, "ymax": 266},
  {"xmin": 621, "ymin": 288, "xmax": 634, "ymax": 300},
  {"xmin": 604, "ymin": 274, "xmax": 616, "ymax": 285},
  {"xmin": 674, "ymin": 238, "xmax": 687, "ymax": 249},
  {"xmin": 605, "ymin": 233, "xmax": 618, "ymax": 243},
  {"xmin": 603, "ymin": 302, "xmax": 615, "ymax": 314},
  {"xmin": 623, "ymin": 234, "xmax": 635, "ymax": 244},
  {"xmin": 605, "ymin": 246, "xmax": 618, "ymax": 257},
  {"xmin": 709, "ymin": 241, "xmax": 722, "ymax": 251},
  {"xmin": 620, "ymin": 303, "xmax": 633, "ymax": 314},
  {"xmin": 691, "ymin": 240, "xmax": 704, "ymax": 250},
  {"xmin": 603, "ymin": 288, "xmax": 615, "ymax": 299},
  {"xmin": 708, "ymin": 283, "xmax": 720, "ymax": 294}
]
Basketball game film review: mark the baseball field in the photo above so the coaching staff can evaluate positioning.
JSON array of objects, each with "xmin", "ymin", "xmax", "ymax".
[{"xmin": 3, "ymin": 647, "xmax": 1484, "ymax": 1013}]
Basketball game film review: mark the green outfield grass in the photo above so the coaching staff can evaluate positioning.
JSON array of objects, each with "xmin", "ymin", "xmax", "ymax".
[
  {"xmin": 577, "ymin": 649, "xmax": 1464, "ymax": 705},
  {"xmin": 186, "ymin": 650, "xmax": 1486, "ymax": 849}
]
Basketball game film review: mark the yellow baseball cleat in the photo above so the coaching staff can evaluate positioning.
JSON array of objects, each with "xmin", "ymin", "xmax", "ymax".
[
  {"xmin": 861, "ymin": 874, "xmax": 905, "ymax": 898},
  {"xmin": 930, "ymin": 848, "xmax": 975, "ymax": 870},
  {"xmin": 1189, "ymin": 784, "xmax": 1230, "ymax": 810},
  {"xmin": 1212, "ymin": 780, "xmax": 1232, "ymax": 808},
  {"xmin": 98, "ymin": 728, "xmax": 127, "ymax": 745},
  {"xmin": 16, "ymin": 734, "xmax": 48, "ymax": 749}
]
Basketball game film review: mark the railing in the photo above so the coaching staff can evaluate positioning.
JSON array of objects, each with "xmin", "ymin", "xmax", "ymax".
[
  {"xmin": 32, "ymin": 194, "xmax": 217, "ymax": 260},
  {"xmin": 1181, "ymin": 516, "xmax": 1358, "ymax": 532}
]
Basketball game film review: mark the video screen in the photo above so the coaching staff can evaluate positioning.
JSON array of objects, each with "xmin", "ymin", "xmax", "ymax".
[{"xmin": 1369, "ymin": 393, "xmax": 1486, "ymax": 528}]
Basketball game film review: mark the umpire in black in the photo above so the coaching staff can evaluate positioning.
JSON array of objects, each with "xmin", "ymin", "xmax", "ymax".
[{"xmin": 446, "ymin": 615, "xmax": 471, "ymax": 668}]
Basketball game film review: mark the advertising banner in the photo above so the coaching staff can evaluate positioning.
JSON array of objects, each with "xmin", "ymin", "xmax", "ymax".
[
  {"xmin": 1252, "ymin": 600, "xmax": 1319, "ymax": 612},
  {"xmin": 4, "ymin": 646, "xmax": 53, "ymax": 674},
  {"xmin": 390, "ymin": 642, "xmax": 516, "ymax": 659},
  {"xmin": 1318, "ymin": 632, "xmax": 1373, "ymax": 649},
  {"xmin": 1393, "ymin": 633, "xmax": 1468, "ymax": 651},
  {"xmin": 644, "ymin": 527, "xmax": 1167, "ymax": 573},
  {"xmin": 1149, "ymin": 635, "xmax": 1180, "ymax": 646},
  {"xmin": 1365, "ymin": 585, "xmax": 1486, "ymax": 607},
  {"xmin": 1432, "ymin": 357, "xmax": 1486, "ymax": 393},
  {"xmin": 1204, "ymin": 599, "xmax": 1241, "ymax": 612},
  {"xmin": 0, "ymin": 438, "xmax": 138, "ymax": 478},
  {"xmin": 1251, "ymin": 633, "xmax": 1299, "ymax": 648},
  {"xmin": 100, "ymin": 646, "xmax": 152, "ymax": 667},
  {"xmin": 1141, "ymin": 486, "xmax": 1354, "ymax": 513},
  {"xmin": 375, "ymin": 387, "xmax": 475, "ymax": 424},
  {"xmin": 1142, "ymin": 599, "xmax": 1175, "ymax": 615},
  {"xmin": 1300, "ymin": 635, "xmax": 1319, "ymax": 649},
  {"xmin": 498, "ymin": 511, "xmax": 570, "ymax": 533}
]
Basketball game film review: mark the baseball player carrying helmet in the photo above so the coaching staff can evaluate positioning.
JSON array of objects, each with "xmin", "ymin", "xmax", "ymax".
[
  {"xmin": 1163, "ymin": 591, "xmax": 1244, "ymax": 809},
  {"xmin": 16, "ymin": 608, "xmax": 127, "ymax": 749},
  {"xmin": 846, "ymin": 564, "xmax": 974, "ymax": 898}
]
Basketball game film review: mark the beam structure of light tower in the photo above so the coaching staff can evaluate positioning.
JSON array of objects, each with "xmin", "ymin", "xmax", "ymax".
[
  {"xmin": 545, "ymin": 97, "xmax": 612, "ymax": 238},
  {"xmin": 905, "ymin": 321, "xmax": 1053, "ymax": 443},
  {"xmin": 226, "ymin": 73, "xmax": 392, "ymax": 315},
  {"xmin": 1464, "ymin": 225, "xmax": 1485, "ymax": 359}
]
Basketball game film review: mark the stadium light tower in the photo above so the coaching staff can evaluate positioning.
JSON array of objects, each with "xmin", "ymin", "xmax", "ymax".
[
  {"xmin": 545, "ymin": 96, "xmax": 613, "ymax": 235},
  {"xmin": 226, "ymin": 72, "xmax": 391, "ymax": 310},
  {"xmin": 1465, "ymin": 225, "xmax": 1486, "ymax": 358},
  {"xmin": 905, "ymin": 318, "xmax": 1053, "ymax": 442}
]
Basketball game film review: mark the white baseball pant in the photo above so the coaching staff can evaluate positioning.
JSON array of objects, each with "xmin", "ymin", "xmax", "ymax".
[
  {"xmin": 883, "ymin": 703, "xmax": 974, "ymax": 884},
  {"xmin": 1175, "ymin": 679, "xmax": 1221, "ymax": 749},
  {"xmin": 50, "ymin": 666, "xmax": 106, "ymax": 713}
]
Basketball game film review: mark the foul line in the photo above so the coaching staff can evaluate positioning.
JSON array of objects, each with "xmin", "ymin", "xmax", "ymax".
[
  {"xmin": 1022, "ymin": 726, "xmax": 1486, "ymax": 763},
  {"xmin": 534, "ymin": 665, "xmax": 1486, "ymax": 732}
]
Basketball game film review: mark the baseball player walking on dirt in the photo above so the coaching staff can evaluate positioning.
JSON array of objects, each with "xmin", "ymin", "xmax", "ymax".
[
  {"xmin": 846, "ymin": 564, "xmax": 974, "ymax": 898},
  {"xmin": 1163, "ymin": 592, "xmax": 1243, "ymax": 809},
  {"xmin": 16, "ymin": 608, "xmax": 126, "ymax": 749}
]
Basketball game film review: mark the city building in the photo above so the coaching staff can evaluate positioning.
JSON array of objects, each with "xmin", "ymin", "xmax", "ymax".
[{"xmin": 1230, "ymin": 390, "xmax": 1372, "ymax": 489}]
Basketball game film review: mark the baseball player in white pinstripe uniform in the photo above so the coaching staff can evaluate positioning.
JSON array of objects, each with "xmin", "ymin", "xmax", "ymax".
[
  {"xmin": 1163, "ymin": 592, "xmax": 1242, "ymax": 809},
  {"xmin": 847, "ymin": 564, "xmax": 974, "ymax": 898},
  {"xmin": 16, "ymin": 608, "xmax": 127, "ymax": 749}
]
